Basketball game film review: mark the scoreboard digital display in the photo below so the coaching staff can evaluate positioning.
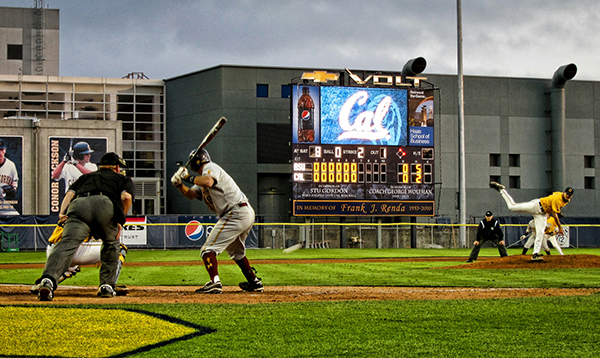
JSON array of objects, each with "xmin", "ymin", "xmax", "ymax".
[{"xmin": 292, "ymin": 84, "xmax": 435, "ymax": 217}]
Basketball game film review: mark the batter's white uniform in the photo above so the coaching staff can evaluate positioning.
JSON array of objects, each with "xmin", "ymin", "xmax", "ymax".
[
  {"xmin": 191, "ymin": 162, "xmax": 254, "ymax": 261},
  {"xmin": 59, "ymin": 162, "xmax": 98, "ymax": 189}
]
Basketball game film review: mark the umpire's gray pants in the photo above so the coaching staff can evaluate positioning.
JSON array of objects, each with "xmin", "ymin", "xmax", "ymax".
[{"xmin": 43, "ymin": 195, "xmax": 120, "ymax": 287}]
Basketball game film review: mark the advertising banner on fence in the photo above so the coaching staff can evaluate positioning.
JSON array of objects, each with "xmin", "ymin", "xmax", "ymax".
[
  {"xmin": 121, "ymin": 217, "xmax": 147, "ymax": 245},
  {"xmin": 178, "ymin": 215, "xmax": 219, "ymax": 247}
]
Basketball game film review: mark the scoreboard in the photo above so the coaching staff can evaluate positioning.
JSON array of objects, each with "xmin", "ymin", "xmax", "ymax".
[{"xmin": 292, "ymin": 84, "xmax": 436, "ymax": 217}]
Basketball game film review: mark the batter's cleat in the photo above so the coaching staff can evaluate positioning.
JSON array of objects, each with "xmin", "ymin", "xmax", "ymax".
[
  {"xmin": 489, "ymin": 181, "xmax": 505, "ymax": 192},
  {"xmin": 114, "ymin": 285, "xmax": 129, "ymax": 296},
  {"xmin": 195, "ymin": 281, "xmax": 223, "ymax": 294},
  {"xmin": 239, "ymin": 279, "xmax": 264, "ymax": 292},
  {"xmin": 37, "ymin": 278, "xmax": 54, "ymax": 301},
  {"xmin": 97, "ymin": 284, "xmax": 116, "ymax": 298},
  {"xmin": 531, "ymin": 253, "xmax": 544, "ymax": 261},
  {"xmin": 466, "ymin": 259, "xmax": 474, "ymax": 263}
]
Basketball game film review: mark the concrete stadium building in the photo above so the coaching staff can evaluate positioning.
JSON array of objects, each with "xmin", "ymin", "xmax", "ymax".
[
  {"xmin": 1, "ymin": 4, "xmax": 598, "ymax": 227},
  {"xmin": 164, "ymin": 64, "xmax": 598, "ymax": 224}
]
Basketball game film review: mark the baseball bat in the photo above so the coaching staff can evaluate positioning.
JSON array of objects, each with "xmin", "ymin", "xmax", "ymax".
[{"xmin": 183, "ymin": 117, "xmax": 227, "ymax": 168}]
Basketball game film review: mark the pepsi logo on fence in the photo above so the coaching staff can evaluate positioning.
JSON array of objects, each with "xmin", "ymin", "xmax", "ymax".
[{"xmin": 185, "ymin": 220, "xmax": 204, "ymax": 241}]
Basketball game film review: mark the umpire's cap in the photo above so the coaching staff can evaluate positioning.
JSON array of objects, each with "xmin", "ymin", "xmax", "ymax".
[
  {"xmin": 100, "ymin": 152, "xmax": 128, "ymax": 168},
  {"xmin": 0, "ymin": 139, "xmax": 5, "ymax": 149},
  {"xmin": 485, "ymin": 211, "xmax": 493, "ymax": 217}
]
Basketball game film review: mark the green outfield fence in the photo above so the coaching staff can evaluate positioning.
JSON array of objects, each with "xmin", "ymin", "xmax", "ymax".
[{"xmin": 1, "ymin": 215, "xmax": 600, "ymax": 251}]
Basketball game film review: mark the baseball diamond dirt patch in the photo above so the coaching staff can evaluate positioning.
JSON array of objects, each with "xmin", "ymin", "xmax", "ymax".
[{"xmin": 1, "ymin": 255, "xmax": 599, "ymax": 305}]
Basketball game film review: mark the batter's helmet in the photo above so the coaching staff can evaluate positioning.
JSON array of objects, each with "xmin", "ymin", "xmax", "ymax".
[
  {"xmin": 189, "ymin": 149, "xmax": 211, "ymax": 171},
  {"xmin": 72, "ymin": 141, "xmax": 94, "ymax": 160}
]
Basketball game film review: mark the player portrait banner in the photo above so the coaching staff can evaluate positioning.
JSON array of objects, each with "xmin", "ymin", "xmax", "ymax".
[
  {"xmin": 0, "ymin": 136, "xmax": 23, "ymax": 216},
  {"xmin": 49, "ymin": 137, "xmax": 107, "ymax": 214},
  {"xmin": 293, "ymin": 200, "xmax": 434, "ymax": 216}
]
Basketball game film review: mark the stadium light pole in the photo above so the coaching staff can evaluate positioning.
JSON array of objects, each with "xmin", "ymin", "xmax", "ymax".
[{"xmin": 457, "ymin": 0, "xmax": 467, "ymax": 247}]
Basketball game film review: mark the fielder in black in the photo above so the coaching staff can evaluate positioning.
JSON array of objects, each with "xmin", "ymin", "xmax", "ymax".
[
  {"xmin": 32, "ymin": 152, "xmax": 134, "ymax": 301},
  {"xmin": 466, "ymin": 211, "xmax": 508, "ymax": 263}
]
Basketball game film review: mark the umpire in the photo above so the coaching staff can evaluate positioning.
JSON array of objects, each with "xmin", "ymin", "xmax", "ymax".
[
  {"xmin": 33, "ymin": 152, "xmax": 134, "ymax": 301},
  {"xmin": 466, "ymin": 211, "xmax": 508, "ymax": 263}
]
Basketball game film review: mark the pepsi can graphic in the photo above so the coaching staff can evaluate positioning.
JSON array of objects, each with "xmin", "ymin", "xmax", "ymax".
[{"xmin": 298, "ymin": 87, "xmax": 315, "ymax": 142}]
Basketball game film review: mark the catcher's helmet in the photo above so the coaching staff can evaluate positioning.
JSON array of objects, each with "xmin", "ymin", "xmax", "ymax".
[
  {"xmin": 189, "ymin": 149, "xmax": 211, "ymax": 171},
  {"xmin": 72, "ymin": 141, "xmax": 94, "ymax": 160}
]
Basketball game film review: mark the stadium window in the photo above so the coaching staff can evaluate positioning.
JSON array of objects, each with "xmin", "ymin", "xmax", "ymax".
[
  {"xmin": 489, "ymin": 153, "xmax": 501, "ymax": 167},
  {"xmin": 509, "ymin": 154, "xmax": 520, "ymax": 167},
  {"xmin": 509, "ymin": 176, "xmax": 520, "ymax": 189},
  {"xmin": 256, "ymin": 84, "xmax": 269, "ymax": 98},
  {"xmin": 281, "ymin": 85, "xmax": 291, "ymax": 99},
  {"xmin": 7, "ymin": 44, "xmax": 22, "ymax": 60},
  {"xmin": 584, "ymin": 155, "xmax": 595, "ymax": 168},
  {"xmin": 585, "ymin": 177, "xmax": 595, "ymax": 189}
]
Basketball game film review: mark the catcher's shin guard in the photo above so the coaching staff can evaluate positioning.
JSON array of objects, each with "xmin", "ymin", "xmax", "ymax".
[
  {"xmin": 114, "ymin": 243, "xmax": 128, "ymax": 284},
  {"xmin": 57, "ymin": 265, "xmax": 81, "ymax": 284}
]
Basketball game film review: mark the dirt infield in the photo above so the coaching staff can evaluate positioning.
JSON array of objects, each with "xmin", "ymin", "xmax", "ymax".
[{"xmin": 2, "ymin": 255, "xmax": 599, "ymax": 305}]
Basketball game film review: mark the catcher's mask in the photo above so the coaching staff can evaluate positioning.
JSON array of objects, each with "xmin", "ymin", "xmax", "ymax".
[{"xmin": 189, "ymin": 149, "xmax": 211, "ymax": 171}]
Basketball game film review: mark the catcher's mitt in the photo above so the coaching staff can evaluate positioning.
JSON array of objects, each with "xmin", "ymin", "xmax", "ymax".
[{"xmin": 2, "ymin": 184, "xmax": 16, "ymax": 200}]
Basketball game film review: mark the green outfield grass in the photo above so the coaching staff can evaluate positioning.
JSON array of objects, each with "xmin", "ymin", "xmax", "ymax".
[
  {"xmin": 2, "ymin": 248, "xmax": 600, "ymax": 357},
  {"xmin": 2, "ymin": 248, "xmax": 599, "ymax": 288}
]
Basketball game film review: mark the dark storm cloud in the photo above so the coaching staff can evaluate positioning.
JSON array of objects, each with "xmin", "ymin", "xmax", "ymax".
[{"xmin": 0, "ymin": 0, "xmax": 597, "ymax": 80}]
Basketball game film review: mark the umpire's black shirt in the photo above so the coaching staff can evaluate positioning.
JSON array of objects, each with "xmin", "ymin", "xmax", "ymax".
[
  {"xmin": 68, "ymin": 168, "xmax": 135, "ymax": 225},
  {"xmin": 476, "ymin": 217, "xmax": 504, "ymax": 241}
]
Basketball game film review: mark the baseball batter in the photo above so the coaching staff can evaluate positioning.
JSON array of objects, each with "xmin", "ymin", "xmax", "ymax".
[
  {"xmin": 52, "ymin": 141, "xmax": 97, "ymax": 189},
  {"xmin": 0, "ymin": 139, "xmax": 19, "ymax": 215},
  {"xmin": 172, "ymin": 149, "xmax": 263, "ymax": 294},
  {"xmin": 490, "ymin": 182, "xmax": 572, "ymax": 261}
]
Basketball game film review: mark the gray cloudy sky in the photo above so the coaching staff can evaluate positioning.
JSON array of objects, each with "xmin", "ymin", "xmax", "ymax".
[{"xmin": 2, "ymin": 0, "xmax": 599, "ymax": 80}]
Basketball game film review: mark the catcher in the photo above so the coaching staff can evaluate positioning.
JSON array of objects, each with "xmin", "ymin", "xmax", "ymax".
[{"xmin": 31, "ymin": 219, "xmax": 129, "ymax": 295}]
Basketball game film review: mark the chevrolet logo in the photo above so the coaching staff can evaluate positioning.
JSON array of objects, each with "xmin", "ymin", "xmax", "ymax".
[{"xmin": 301, "ymin": 71, "xmax": 339, "ymax": 83}]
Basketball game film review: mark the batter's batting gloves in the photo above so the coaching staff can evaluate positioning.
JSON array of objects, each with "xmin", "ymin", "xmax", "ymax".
[
  {"xmin": 178, "ymin": 167, "xmax": 196, "ymax": 184},
  {"xmin": 63, "ymin": 153, "xmax": 72, "ymax": 162},
  {"xmin": 171, "ymin": 167, "xmax": 185, "ymax": 187},
  {"xmin": 171, "ymin": 173, "xmax": 182, "ymax": 187}
]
